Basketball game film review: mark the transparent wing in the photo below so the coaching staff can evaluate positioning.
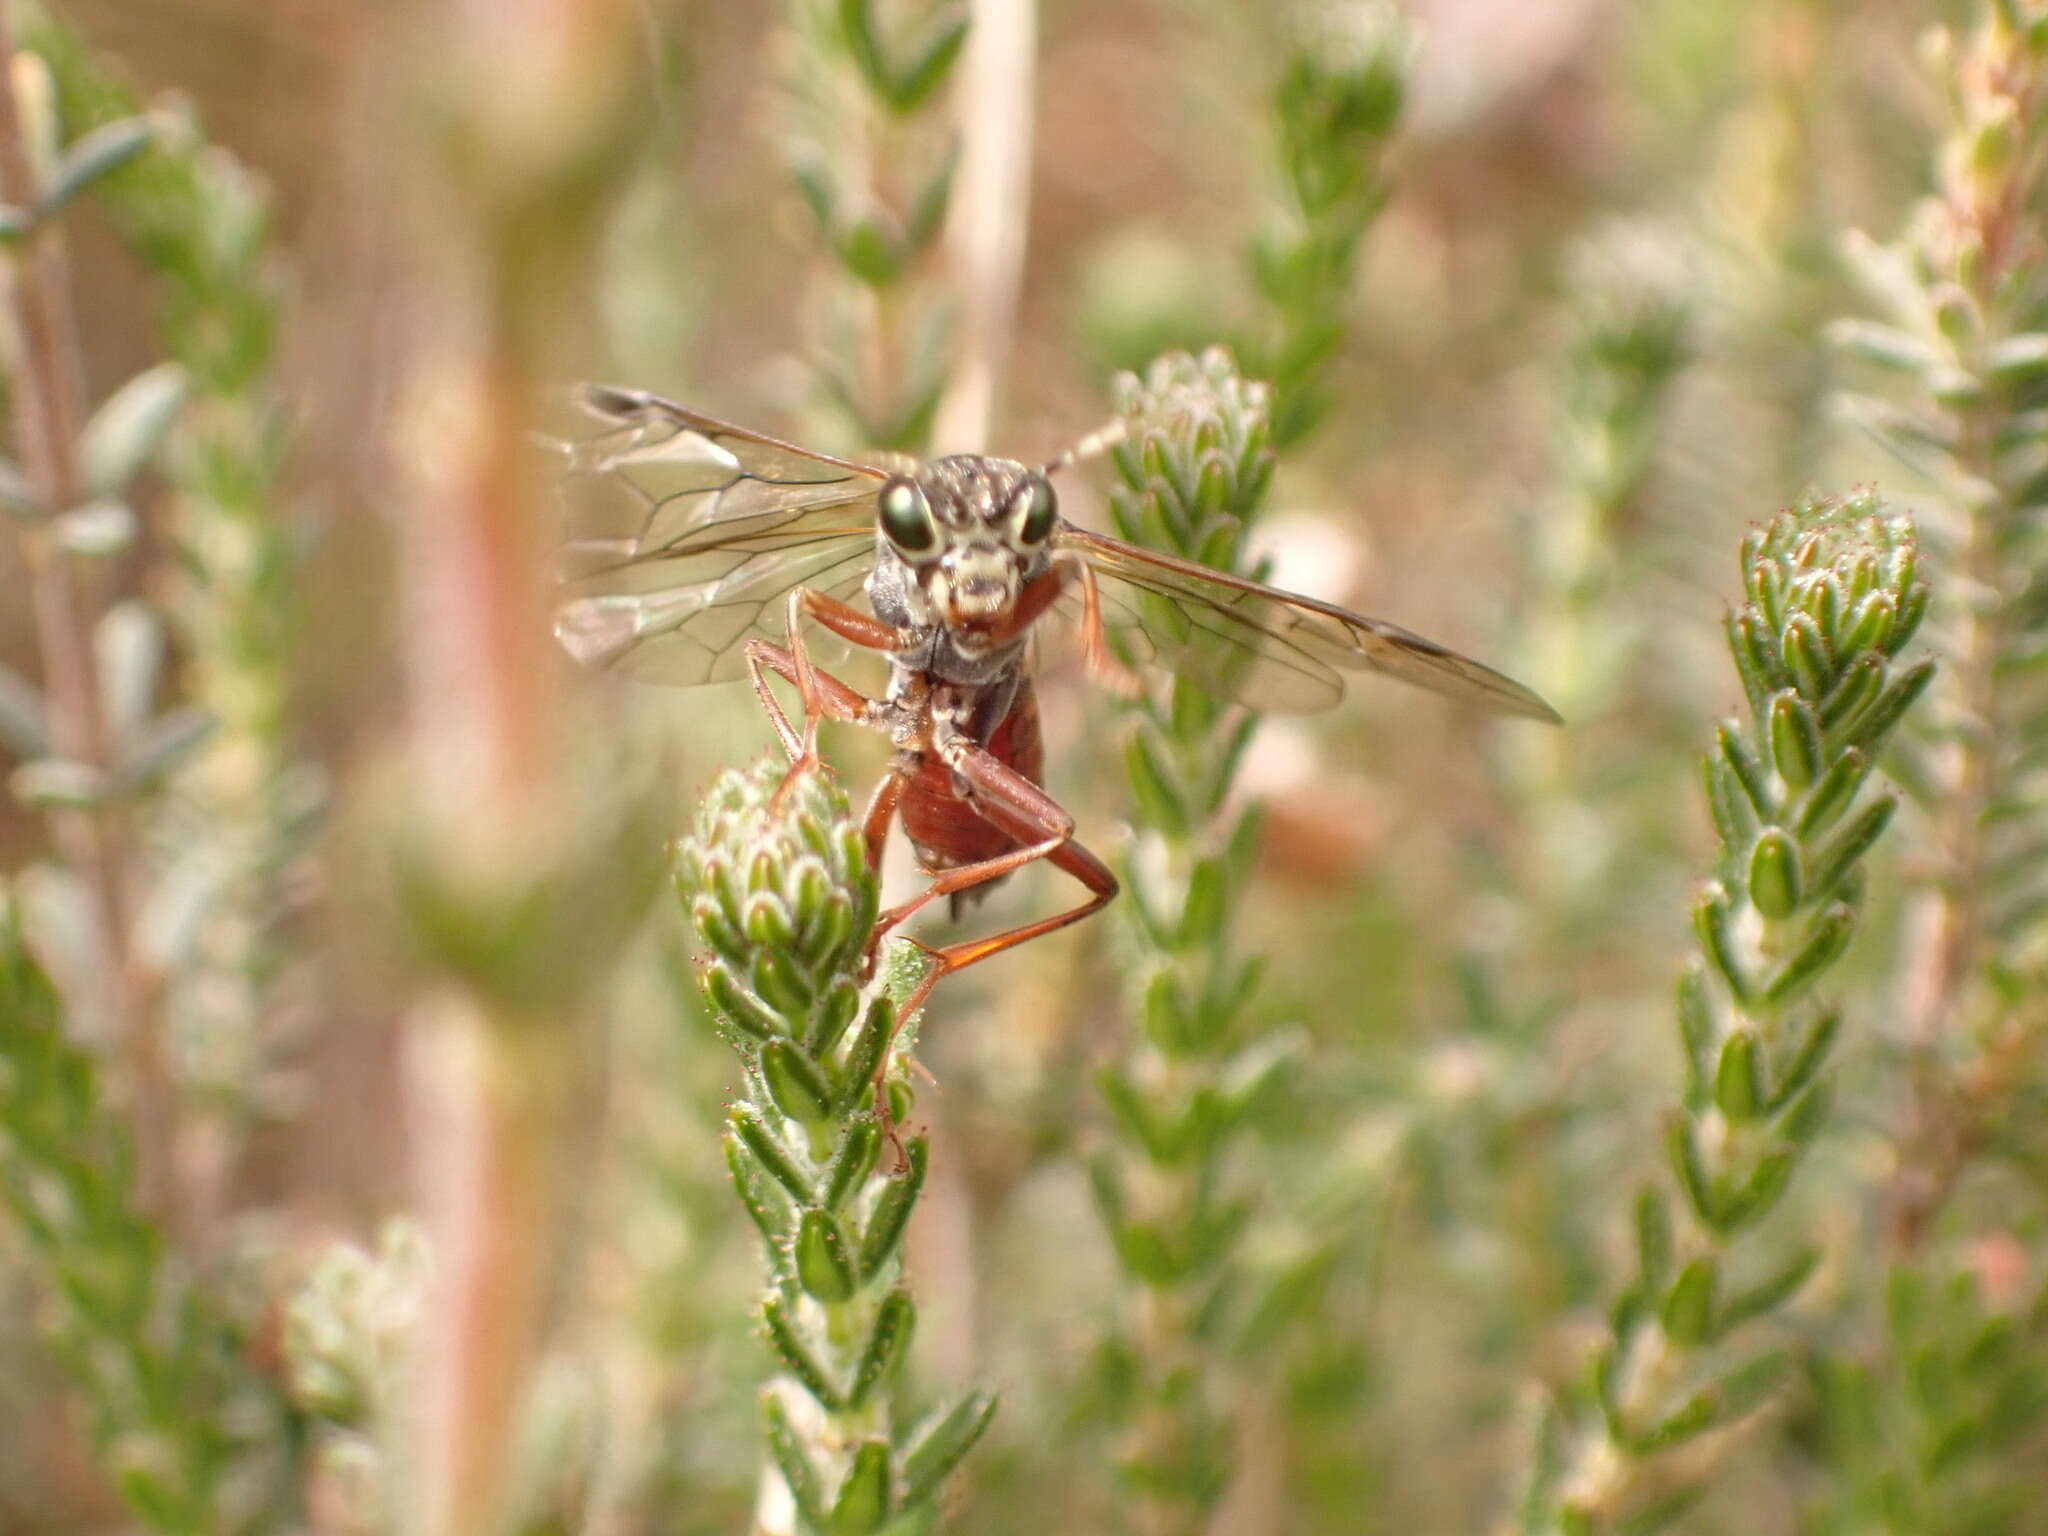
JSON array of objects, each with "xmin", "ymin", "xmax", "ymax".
[
  {"xmin": 1056, "ymin": 525, "xmax": 1561, "ymax": 721},
  {"xmin": 551, "ymin": 386, "xmax": 886, "ymax": 685}
]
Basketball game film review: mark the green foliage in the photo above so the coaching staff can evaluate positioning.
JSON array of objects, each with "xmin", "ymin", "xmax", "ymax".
[
  {"xmin": 1838, "ymin": 19, "xmax": 2047, "ymax": 882},
  {"xmin": 0, "ymin": 16, "xmax": 318, "ymax": 1528},
  {"xmin": 1506, "ymin": 226, "xmax": 1694, "ymax": 936},
  {"xmin": 1805, "ymin": 1263, "xmax": 2048, "ymax": 1536},
  {"xmin": 1089, "ymin": 349, "xmax": 1307, "ymax": 1527},
  {"xmin": 1520, "ymin": 493, "xmax": 1933, "ymax": 1532},
  {"xmin": 678, "ymin": 760, "xmax": 994, "ymax": 1534},
  {"xmin": 10, "ymin": 4, "xmax": 2048, "ymax": 1532},
  {"xmin": 1552, "ymin": 239, "xmax": 1690, "ymax": 544},
  {"xmin": 0, "ymin": 36, "xmax": 149, "ymax": 245},
  {"xmin": 1833, "ymin": 0, "xmax": 2048, "ymax": 1260},
  {"xmin": 0, "ymin": 896, "xmax": 298, "ymax": 1534},
  {"xmin": 1249, "ymin": 3, "xmax": 1409, "ymax": 449},
  {"xmin": 0, "ymin": 41, "xmax": 204, "ymax": 823},
  {"xmin": 22, "ymin": 3, "xmax": 318, "ymax": 1137},
  {"xmin": 781, "ymin": 0, "xmax": 968, "ymax": 451}
]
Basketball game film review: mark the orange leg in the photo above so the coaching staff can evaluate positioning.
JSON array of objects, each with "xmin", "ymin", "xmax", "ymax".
[
  {"xmin": 851, "ymin": 765, "xmax": 915, "ymax": 989},
  {"xmin": 744, "ymin": 638, "xmax": 884, "ymax": 761},
  {"xmin": 857, "ymin": 739, "xmax": 1116, "ymax": 1160},
  {"xmin": 1067, "ymin": 554, "xmax": 1144, "ymax": 697},
  {"xmin": 859, "ymin": 765, "xmax": 911, "ymax": 872},
  {"xmin": 895, "ymin": 838, "xmax": 1117, "ymax": 1017},
  {"xmin": 769, "ymin": 587, "xmax": 906, "ymax": 790},
  {"xmin": 873, "ymin": 736, "xmax": 1118, "ymax": 1022}
]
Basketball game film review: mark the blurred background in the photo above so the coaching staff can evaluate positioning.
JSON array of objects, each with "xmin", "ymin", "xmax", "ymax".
[{"xmin": 0, "ymin": 0, "xmax": 2036, "ymax": 1533}]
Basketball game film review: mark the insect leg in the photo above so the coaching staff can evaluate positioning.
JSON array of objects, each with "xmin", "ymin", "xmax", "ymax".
[
  {"xmin": 894, "ymin": 836, "xmax": 1117, "ymax": 1019},
  {"xmin": 848, "ymin": 764, "xmax": 914, "ymax": 1004},
  {"xmin": 781, "ymin": 587, "xmax": 905, "ymax": 771},
  {"xmin": 870, "ymin": 740, "xmax": 1118, "ymax": 1016},
  {"xmin": 859, "ymin": 761, "xmax": 911, "ymax": 872},
  {"xmin": 743, "ymin": 639, "xmax": 883, "ymax": 761},
  {"xmin": 1063, "ymin": 552, "xmax": 1144, "ymax": 697}
]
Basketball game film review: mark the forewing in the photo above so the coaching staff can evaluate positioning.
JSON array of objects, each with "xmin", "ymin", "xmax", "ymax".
[
  {"xmin": 552, "ymin": 386, "xmax": 886, "ymax": 685},
  {"xmin": 1057, "ymin": 525, "xmax": 1561, "ymax": 721}
]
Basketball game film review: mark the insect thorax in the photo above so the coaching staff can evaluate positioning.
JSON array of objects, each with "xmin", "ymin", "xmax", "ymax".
[{"xmin": 869, "ymin": 549, "xmax": 1031, "ymax": 691}]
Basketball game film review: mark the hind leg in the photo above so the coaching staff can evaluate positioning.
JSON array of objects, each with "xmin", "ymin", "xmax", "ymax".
[{"xmin": 867, "ymin": 734, "xmax": 1117, "ymax": 1033}]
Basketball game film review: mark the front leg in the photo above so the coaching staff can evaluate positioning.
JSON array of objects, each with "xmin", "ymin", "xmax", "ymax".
[
  {"xmin": 1062, "ymin": 552, "xmax": 1145, "ymax": 698},
  {"xmin": 747, "ymin": 588, "xmax": 908, "ymax": 801},
  {"xmin": 777, "ymin": 587, "xmax": 909, "ymax": 779},
  {"xmin": 743, "ymin": 639, "xmax": 889, "ymax": 762}
]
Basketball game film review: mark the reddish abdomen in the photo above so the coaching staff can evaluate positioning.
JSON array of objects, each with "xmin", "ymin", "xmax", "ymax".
[{"xmin": 900, "ymin": 682, "xmax": 1045, "ymax": 874}]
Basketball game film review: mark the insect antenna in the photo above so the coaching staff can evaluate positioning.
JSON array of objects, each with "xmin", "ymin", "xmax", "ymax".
[{"xmin": 1043, "ymin": 419, "xmax": 1128, "ymax": 477}]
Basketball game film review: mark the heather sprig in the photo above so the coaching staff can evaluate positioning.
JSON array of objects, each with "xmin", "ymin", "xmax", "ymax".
[
  {"xmin": 1510, "ymin": 226, "xmax": 1693, "ymax": 932},
  {"xmin": 21, "ymin": 3, "xmax": 319, "ymax": 1189},
  {"xmin": 1440, "ymin": 231, "xmax": 1692, "ymax": 1373},
  {"xmin": 1518, "ymin": 493, "xmax": 1933, "ymax": 1532},
  {"xmin": 0, "ymin": 18, "xmax": 189, "ymax": 1218},
  {"xmin": 0, "ymin": 893, "xmax": 296, "ymax": 1533},
  {"xmin": 1091, "ymin": 349, "xmax": 1300, "ymax": 1532},
  {"xmin": 1248, "ymin": 2, "xmax": 1408, "ymax": 450},
  {"xmin": 1531, "ymin": 230, "xmax": 1692, "ymax": 720},
  {"xmin": 1805, "ymin": 1261, "xmax": 2048, "ymax": 1535},
  {"xmin": 781, "ymin": 0, "xmax": 968, "ymax": 453},
  {"xmin": 678, "ymin": 760, "xmax": 995, "ymax": 1536},
  {"xmin": 1830, "ymin": 0, "xmax": 2048, "ymax": 1256}
]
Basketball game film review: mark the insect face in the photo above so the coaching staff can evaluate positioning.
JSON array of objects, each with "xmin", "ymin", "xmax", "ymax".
[{"xmin": 877, "ymin": 456, "xmax": 1059, "ymax": 637}]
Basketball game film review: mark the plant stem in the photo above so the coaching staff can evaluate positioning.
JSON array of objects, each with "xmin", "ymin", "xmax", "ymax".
[
  {"xmin": 22, "ymin": 8, "xmax": 317, "ymax": 1242},
  {"xmin": 1893, "ymin": 470, "xmax": 2002, "ymax": 1253},
  {"xmin": 0, "ymin": 19, "xmax": 169, "ymax": 1222},
  {"xmin": 781, "ymin": 0, "xmax": 968, "ymax": 453},
  {"xmin": 933, "ymin": 0, "xmax": 1035, "ymax": 451},
  {"xmin": 1832, "ymin": 2, "xmax": 2048, "ymax": 1256},
  {"xmin": 1094, "ymin": 350, "xmax": 1286, "ymax": 1534},
  {"xmin": 410, "ymin": 996, "xmax": 577, "ymax": 1536},
  {"xmin": 388, "ymin": 3, "xmax": 654, "ymax": 1530}
]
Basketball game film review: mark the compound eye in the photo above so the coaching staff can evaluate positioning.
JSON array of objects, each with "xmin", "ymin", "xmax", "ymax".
[
  {"xmin": 878, "ymin": 478, "xmax": 938, "ymax": 559},
  {"xmin": 1010, "ymin": 477, "xmax": 1057, "ymax": 548}
]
